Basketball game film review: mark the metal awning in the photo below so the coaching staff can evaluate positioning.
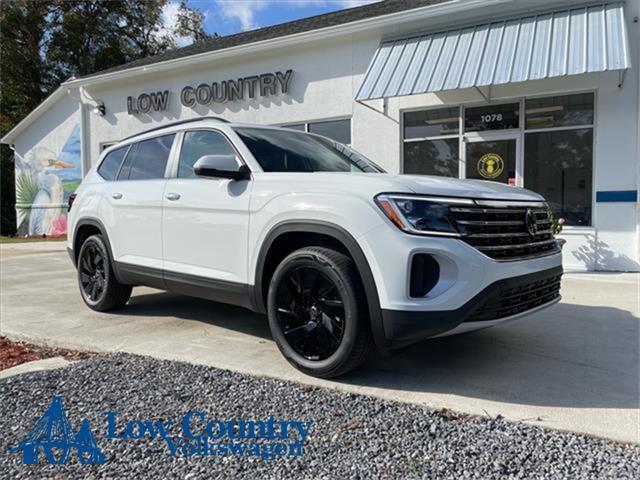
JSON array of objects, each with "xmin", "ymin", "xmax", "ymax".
[{"xmin": 356, "ymin": 2, "xmax": 630, "ymax": 101}]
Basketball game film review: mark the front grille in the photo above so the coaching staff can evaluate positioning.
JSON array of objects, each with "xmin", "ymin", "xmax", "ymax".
[
  {"xmin": 449, "ymin": 205, "xmax": 560, "ymax": 260},
  {"xmin": 467, "ymin": 269, "xmax": 562, "ymax": 321}
]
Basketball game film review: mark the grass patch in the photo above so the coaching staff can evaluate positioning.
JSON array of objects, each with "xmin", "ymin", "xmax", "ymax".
[{"xmin": 0, "ymin": 235, "xmax": 67, "ymax": 244}]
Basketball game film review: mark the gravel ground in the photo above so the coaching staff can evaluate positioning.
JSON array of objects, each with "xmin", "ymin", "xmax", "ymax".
[{"xmin": 1, "ymin": 353, "xmax": 638, "ymax": 479}]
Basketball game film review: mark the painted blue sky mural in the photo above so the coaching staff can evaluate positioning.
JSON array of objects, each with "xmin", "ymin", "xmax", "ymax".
[{"xmin": 57, "ymin": 124, "xmax": 82, "ymax": 183}]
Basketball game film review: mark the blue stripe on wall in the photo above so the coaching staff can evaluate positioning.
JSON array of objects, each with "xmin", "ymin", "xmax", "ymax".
[{"xmin": 595, "ymin": 190, "xmax": 638, "ymax": 202}]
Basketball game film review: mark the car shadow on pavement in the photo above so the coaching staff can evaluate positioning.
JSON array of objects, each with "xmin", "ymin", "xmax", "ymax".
[
  {"xmin": 345, "ymin": 302, "xmax": 639, "ymax": 410},
  {"xmin": 122, "ymin": 291, "xmax": 272, "ymax": 340},
  {"xmin": 119, "ymin": 293, "xmax": 638, "ymax": 410}
]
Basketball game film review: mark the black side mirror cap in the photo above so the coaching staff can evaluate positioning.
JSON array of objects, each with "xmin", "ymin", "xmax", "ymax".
[{"xmin": 193, "ymin": 155, "xmax": 251, "ymax": 180}]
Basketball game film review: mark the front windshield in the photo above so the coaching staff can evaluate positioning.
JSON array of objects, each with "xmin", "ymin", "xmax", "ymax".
[{"xmin": 234, "ymin": 127, "xmax": 385, "ymax": 173}]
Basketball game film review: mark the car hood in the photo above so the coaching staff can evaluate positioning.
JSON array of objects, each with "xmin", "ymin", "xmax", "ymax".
[
  {"xmin": 253, "ymin": 172, "xmax": 545, "ymax": 203},
  {"xmin": 387, "ymin": 174, "xmax": 545, "ymax": 201}
]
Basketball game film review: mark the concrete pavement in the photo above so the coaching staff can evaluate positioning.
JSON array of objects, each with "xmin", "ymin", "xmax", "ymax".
[
  {"xmin": 0, "ymin": 357, "xmax": 71, "ymax": 380},
  {"xmin": 1, "ymin": 241, "xmax": 638, "ymax": 443}
]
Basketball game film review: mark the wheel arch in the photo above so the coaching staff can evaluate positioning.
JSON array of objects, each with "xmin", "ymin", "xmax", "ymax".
[
  {"xmin": 253, "ymin": 220, "xmax": 389, "ymax": 351},
  {"xmin": 72, "ymin": 218, "xmax": 122, "ymax": 282}
]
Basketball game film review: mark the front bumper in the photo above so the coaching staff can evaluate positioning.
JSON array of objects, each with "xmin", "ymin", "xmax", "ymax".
[
  {"xmin": 358, "ymin": 222, "xmax": 563, "ymax": 349},
  {"xmin": 380, "ymin": 266, "xmax": 562, "ymax": 347}
]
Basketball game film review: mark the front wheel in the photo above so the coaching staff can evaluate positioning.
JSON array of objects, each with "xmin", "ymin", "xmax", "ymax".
[
  {"xmin": 77, "ymin": 234, "xmax": 132, "ymax": 311},
  {"xmin": 267, "ymin": 246, "xmax": 372, "ymax": 378}
]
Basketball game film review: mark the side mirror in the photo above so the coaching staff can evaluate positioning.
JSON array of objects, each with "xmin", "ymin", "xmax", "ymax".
[{"xmin": 193, "ymin": 154, "xmax": 250, "ymax": 180}]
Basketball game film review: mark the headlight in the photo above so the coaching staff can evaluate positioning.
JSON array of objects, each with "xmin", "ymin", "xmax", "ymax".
[{"xmin": 375, "ymin": 194, "xmax": 473, "ymax": 236}]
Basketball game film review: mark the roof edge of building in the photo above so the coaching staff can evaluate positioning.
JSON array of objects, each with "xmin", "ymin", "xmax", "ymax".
[{"xmin": 64, "ymin": 0, "xmax": 476, "ymax": 88}]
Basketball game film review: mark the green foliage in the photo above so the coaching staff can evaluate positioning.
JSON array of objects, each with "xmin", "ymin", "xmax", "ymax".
[
  {"xmin": 548, "ymin": 210, "xmax": 565, "ymax": 236},
  {"xmin": 174, "ymin": 0, "xmax": 208, "ymax": 43},
  {"xmin": 15, "ymin": 171, "xmax": 39, "ymax": 223}
]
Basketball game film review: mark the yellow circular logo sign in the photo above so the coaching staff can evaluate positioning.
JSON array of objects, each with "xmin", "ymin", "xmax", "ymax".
[{"xmin": 477, "ymin": 153, "xmax": 504, "ymax": 179}]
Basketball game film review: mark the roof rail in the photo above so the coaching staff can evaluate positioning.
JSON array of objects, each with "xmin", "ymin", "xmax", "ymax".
[{"xmin": 120, "ymin": 116, "xmax": 229, "ymax": 142}]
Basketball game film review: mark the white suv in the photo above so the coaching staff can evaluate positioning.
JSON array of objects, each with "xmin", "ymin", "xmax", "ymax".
[{"xmin": 67, "ymin": 117, "xmax": 562, "ymax": 377}]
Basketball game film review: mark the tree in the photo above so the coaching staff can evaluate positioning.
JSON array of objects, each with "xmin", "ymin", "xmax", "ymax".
[
  {"xmin": 1, "ymin": 0, "xmax": 57, "ymax": 234},
  {"xmin": 0, "ymin": 0, "xmax": 207, "ymax": 235},
  {"xmin": 47, "ymin": 0, "xmax": 207, "ymax": 83},
  {"xmin": 0, "ymin": 0, "xmax": 56, "ymax": 135},
  {"xmin": 174, "ymin": 0, "xmax": 208, "ymax": 43}
]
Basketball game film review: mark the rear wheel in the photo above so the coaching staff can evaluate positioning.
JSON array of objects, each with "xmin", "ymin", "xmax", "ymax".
[
  {"xmin": 267, "ymin": 246, "xmax": 372, "ymax": 378},
  {"xmin": 77, "ymin": 234, "xmax": 131, "ymax": 311}
]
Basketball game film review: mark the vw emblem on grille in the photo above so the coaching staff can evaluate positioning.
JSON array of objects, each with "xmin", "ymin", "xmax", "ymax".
[{"xmin": 525, "ymin": 209, "xmax": 538, "ymax": 237}]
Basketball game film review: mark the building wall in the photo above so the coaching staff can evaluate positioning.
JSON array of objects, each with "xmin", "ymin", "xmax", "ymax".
[
  {"xmin": 12, "ymin": 95, "xmax": 82, "ymax": 236},
  {"xmin": 83, "ymin": 34, "xmax": 360, "ymax": 168}
]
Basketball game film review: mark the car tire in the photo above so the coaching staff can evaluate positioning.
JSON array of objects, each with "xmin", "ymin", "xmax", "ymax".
[
  {"xmin": 267, "ymin": 246, "xmax": 372, "ymax": 378},
  {"xmin": 77, "ymin": 234, "xmax": 132, "ymax": 311}
]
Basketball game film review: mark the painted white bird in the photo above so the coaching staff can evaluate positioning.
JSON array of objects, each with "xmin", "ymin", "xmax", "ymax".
[{"xmin": 19, "ymin": 147, "xmax": 73, "ymax": 235}]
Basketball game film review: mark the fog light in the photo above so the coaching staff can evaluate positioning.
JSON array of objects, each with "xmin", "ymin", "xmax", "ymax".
[{"xmin": 409, "ymin": 254, "xmax": 440, "ymax": 298}]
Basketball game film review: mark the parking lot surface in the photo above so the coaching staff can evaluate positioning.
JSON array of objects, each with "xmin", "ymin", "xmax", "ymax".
[{"xmin": 1, "ymin": 242, "xmax": 638, "ymax": 443}]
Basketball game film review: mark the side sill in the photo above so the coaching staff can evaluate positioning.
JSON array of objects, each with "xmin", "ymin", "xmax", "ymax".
[
  {"xmin": 164, "ymin": 270, "xmax": 253, "ymax": 310},
  {"xmin": 113, "ymin": 262, "xmax": 167, "ymax": 290},
  {"xmin": 113, "ymin": 261, "xmax": 255, "ymax": 311}
]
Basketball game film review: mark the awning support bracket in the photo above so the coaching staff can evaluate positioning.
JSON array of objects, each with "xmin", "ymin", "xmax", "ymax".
[
  {"xmin": 618, "ymin": 69, "xmax": 627, "ymax": 89},
  {"xmin": 355, "ymin": 98, "xmax": 398, "ymax": 124},
  {"xmin": 475, "ymin": 86, "xmax": 491, "ymax": 103}
]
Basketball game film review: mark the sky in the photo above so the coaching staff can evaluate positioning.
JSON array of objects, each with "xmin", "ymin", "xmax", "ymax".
[{"xmin": 171, "ymin": 0, "xmax": 379, "ymax": 41}]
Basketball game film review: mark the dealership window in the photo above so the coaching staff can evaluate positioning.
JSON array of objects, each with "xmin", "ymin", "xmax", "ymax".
[
  {"xmin": 282, "ymin": 118, "xmax": 351, "ymax": 144},
  {"xmin": 524, "ymin": 94, "xmax": 594, "ymax": 226},
  {"xmin": 402, "ymin": 107, "xmax": 459, "ymax": 177},
  {"xmin": 464, "ymin": 103, "xmax": 519, "ymax": 132},
  {"xmin": 178, "ymin": 130, "xmax": 236, "ymax": 178},
  {"xmin": 402, "ymin": 93, "xmax": 594, "ymax": 226},
  {"xmin": 117, "ymin": 134, "xmax": 175, "ymax": 180}
]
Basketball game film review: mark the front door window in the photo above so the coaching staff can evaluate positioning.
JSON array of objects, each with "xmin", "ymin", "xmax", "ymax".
[{"xmin": 465, "ymin": 138, "xmax": 517, "ymax": 185}]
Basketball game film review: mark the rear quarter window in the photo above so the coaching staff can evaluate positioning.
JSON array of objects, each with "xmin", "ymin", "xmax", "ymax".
[
  {"xmin": 118, "ymin": 134, "xmax": 175, "ymax": 180},
  {"xmin": 97, "ymin": 146, "xmax": 128, "ymax": 181}
]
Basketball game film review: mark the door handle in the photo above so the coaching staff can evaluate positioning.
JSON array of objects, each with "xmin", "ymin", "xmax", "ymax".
[
  {"xmin": 165, "ymin": 193, "xmax": 181, "ymax": 201},
  {"xmin": 111, "ymin": 193, "xmax": 123, "ymax": 200}
]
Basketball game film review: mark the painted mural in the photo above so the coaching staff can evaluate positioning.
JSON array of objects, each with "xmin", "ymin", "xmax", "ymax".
[{"xmin": 15, "ymin": 124, "xmax": 81, "ymax": 236}]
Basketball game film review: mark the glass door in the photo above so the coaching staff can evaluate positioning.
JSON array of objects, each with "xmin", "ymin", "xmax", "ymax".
[{"xmin": 464, "ymin": 134, "xmax": 520, "ymax": 186}]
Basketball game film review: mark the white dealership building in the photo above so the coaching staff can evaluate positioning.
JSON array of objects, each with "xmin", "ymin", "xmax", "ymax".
[{"xmin": 2, "ymin": 0, "xmax": 638, "ymax": 271}]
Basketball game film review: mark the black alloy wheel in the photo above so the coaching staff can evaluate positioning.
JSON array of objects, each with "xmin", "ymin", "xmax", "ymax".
[
  {"xmin": 77, "ymin": 234, "xmax": 132, "ymax": 311},
  {"xmin": 275, "ymin": 266, "xmax": 345, "ymax": 361},
  {"xmin": 79, "ymin": 242, "xmax": 107, "ymax": 303},
  {"xmin": 267, "ymin": 246, "xmax": 372, "ymax": 378}
]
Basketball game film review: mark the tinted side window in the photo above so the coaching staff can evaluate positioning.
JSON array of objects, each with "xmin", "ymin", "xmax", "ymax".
[
  {"xmin": 98, "ymin": 146, "xmax": 128, "ymax": 180},
  {"xmin": 178, "ymin": 130, "xmax": 236, "ymax": 178},
  {"xmin": 119, "ymin": 134, "xmax": 175, "ymax": 180}
]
